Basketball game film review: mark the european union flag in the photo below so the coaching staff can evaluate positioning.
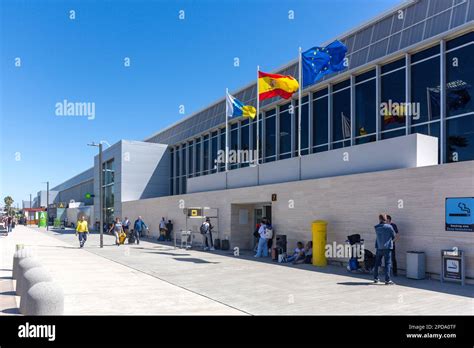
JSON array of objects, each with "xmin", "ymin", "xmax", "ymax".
[{"xmin": 302, "ymin": 40, "xmax": 348, "ymax": 87}]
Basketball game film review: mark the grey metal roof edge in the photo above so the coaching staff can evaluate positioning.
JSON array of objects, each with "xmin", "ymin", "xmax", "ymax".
[
  {"xmin": 143, "ymin": 0, "xmax": 416, "ymax": 143},
  {"xmin": 51, "ymin": 167, "xmax": 94, "ymax": 191}
]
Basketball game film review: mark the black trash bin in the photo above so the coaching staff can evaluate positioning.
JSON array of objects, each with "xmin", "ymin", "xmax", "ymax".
[{"xmin": 276, "ymin": 235, "xmax": 287, "ymax": 253}]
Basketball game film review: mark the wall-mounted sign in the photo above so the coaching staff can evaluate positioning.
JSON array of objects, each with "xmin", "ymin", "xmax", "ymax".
[
  {"xmin": 441, "ymin": 249, "xmax": 464, "ymax": 285},
  {"xmin": 187, "ymin": 208, "xmax": 203, "ymax": 218},
  {"xmin": 271, "ymin": 194, "xmax": 277, "ymax": 202},
  {"xmin": 445, "ymin": 197, "xmax": 473, "ymax": 232},
  {"xmin": 85, "ymin": 193, "xmax": 94, "ymax": 199}
]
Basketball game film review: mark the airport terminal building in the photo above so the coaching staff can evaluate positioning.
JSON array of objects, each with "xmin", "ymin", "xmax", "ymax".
[{"xmin": 39, "ymin": 0, "xmax": 474, "ymax": 281}]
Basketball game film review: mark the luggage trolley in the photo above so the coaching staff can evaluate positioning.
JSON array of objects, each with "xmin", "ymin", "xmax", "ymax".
[{"xmin": 175, "ymin": 207, "xmax": 220, "ymax": 249}]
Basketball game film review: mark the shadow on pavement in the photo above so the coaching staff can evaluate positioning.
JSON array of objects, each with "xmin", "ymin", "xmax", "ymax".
[
  {"xmin": 2, "ymin": 307, "xmax": 20, "ymax": 314},
  {"xmin": 337, "ymin": 281, "xmax": 373, "ymax": 286},
  {"xmin": 173, "ymin": 258, "xmax": 220, "ymax": 264},
  {"xmin": 149, "ymin": 252, "xmax": 191, "ymax": 256}
]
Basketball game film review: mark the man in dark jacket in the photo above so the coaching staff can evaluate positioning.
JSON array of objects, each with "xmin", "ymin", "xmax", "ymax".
[
  {"xmin": 386, "ymin": 215, "xmax": 399, "ymax": 276},
  {"xmin": 374, "ymin": 213, "xmax": 396, "ymax": 285}
]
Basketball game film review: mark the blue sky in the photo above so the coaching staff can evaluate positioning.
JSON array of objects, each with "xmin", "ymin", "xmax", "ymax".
[{"xmin": 0, "ymin": 0, "xmax": 400, "ymax": 205}]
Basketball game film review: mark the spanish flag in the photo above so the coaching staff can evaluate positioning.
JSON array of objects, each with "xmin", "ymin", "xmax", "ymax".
[{"xmin": 258, "ymin": 71, "xmax": 299, "ymax": 101}]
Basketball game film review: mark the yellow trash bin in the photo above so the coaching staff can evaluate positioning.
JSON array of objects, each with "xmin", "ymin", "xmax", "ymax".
[{"xmin": 312, "ymin": 220, "xmax": 328, "ymax": 266}]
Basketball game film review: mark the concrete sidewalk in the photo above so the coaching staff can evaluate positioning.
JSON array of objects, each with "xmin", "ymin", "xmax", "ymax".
[
  {"xmin": 1, "ymin": 225, "xmax": 473, "ymax": 315},
  {"xmin": 0, "ymin": 225, "xmax": 243, "ymax": 315}
]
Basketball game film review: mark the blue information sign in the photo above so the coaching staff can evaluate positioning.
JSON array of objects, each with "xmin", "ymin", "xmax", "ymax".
[{"xmin": 445, "ymin": 197, "xmax": 474, "ymax": 232}]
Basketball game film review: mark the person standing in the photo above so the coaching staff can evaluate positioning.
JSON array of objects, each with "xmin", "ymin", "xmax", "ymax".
[
  {"xmin": 165, "ymin": 219, "xmax": 173, "ymax": 242},
  {"xmin": 200, "ymin": 218, "xmax": 214, "ymax": 251},
  {"xmin": 7, "ymin": 215, "xmax": 12, "ymax": 233},
  {"xmin": 159, "ymin": 217, "xmax": 167, "ymax": 241},
  {"xmin": 133, "ymin": 216, "xmax": 148, "ymax": 244},
  {"xmin": 122, "ymin": 217, "xmax": 131, "ymax": 237},
  {"xmin": 75, "ymin": 216, "xmax": 89, "ymax": 248},
  {"xmin": 386, "ymin": 215, "xmax": 399, "ymax": 276},
  {"xmin": 255, "ymin": 218, "xmax": 269, "ymax": 258},
  {"xmin": 373, "ymin": 213, "xmax": 396, "ymax": 285}
]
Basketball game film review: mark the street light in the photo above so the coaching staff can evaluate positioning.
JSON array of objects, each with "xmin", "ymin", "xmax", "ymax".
[
  {"xmin": 88, "ymin": 142, "xmax": 103, "ymax": 248},
  {"xmin": 41, "ymin": 181, "xmax": 49, "ymax": 231}
]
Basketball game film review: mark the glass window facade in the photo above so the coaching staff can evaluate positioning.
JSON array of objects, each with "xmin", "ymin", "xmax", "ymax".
[
  {"xmin": 167, "ymin": 32, "xmax": 474, "ymax": 195},
  {"xmin": 312, "ymin": 93, "xmax": 328, "ymax": 151},
  {"xmin": 355, "ymin": 77, "xmax": 376, "ymax": 141},
  {"xmin": 332, "ymin": 80, "xmax": 351, "ymax": 147},
  {"xmin": 211, "ymin": 131, "xmax": 218, "ymax": 173},
  {"xmin": 279, "ymin": 102, "xmax": 292, "ymax": 159},
  {"xmin": 381, "ymin": 60, "xmax": 406, "ymax": 133},
  {"xmin": 252, "ymin": 115, "xmax": 262, "ymax": 163},
  {"xmin": 240, "ymin": 120, "xmax": 250, "ymax": 167},
  {"xmin": 265, "ymin": 109, "xmax": 276, "ymax": 162},
  {"xmin": 294, "ymin": 96, "xmax": 309, "ymax": 155},
  {"xmin": 102, "ymin": 159, "xmax": 115, "ymax": 223}
]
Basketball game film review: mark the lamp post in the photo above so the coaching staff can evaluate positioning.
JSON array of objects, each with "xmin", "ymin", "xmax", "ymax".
[
  {"xmin": 41, "ymin": 181, "xmax": 49, "ymax": 230},
  {"xmin": 88, "ymin": 142, "xmax": 103, "ymax": 248}
]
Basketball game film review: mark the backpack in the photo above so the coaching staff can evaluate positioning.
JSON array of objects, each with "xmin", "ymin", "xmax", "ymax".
[
  {"xmin": 264, "ymin": 226, "xmax": 273, "ymax": 239},
  {"xmin": 200, "ymin": 223, "xmax": 208, "ymax": 234}
]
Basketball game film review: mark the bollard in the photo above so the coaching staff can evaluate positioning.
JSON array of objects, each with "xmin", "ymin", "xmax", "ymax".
[
  {"xmin": 12, "ymin": 248, "xmax": 33, "ymax": 280},
  {"xmin": 25, "ymin": 281, "xmax": 64, "ymax": 315},
  {"xmin": 312, "ymin": 220, "xmax": 328, "ymax": 267},
  {"xmin": 19, "ymin": 267, "xmax": 53, "ymax": 314},
  {"xmin": 16, "ymin": 258, "xmax": 42, "ymax": 296}
]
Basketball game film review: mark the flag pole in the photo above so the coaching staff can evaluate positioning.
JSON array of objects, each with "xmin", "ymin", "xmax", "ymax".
[
  {"xmin": 298, "ymin": 47, "xmax": 302, "ymax": 157},
  {"xmin": 256, "ymin": 65, "xmax": 260, "ymax": 165},
  {"xmin": 225, "ymin": 88, "xmax": 229, "ymax": 172}
]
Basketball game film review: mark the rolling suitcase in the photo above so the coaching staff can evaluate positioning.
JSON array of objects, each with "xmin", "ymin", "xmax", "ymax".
[{"xmin": 119, "ymin": 232, "xmax": 127, "ymax": 245}]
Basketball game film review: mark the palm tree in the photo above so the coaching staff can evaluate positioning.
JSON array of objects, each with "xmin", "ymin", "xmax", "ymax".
[{"xmin": 3, "ymin": 196, "xmax": 14, "ymax": 215}]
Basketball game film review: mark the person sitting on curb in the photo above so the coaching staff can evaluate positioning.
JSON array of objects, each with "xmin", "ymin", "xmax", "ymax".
[
  {"xmin": 294, "ymin": 241, "xmax": 313, "ymax": 265},
  {"xmin": 286, "ymin": 241, "xmax": 305, "ymax": 263}
]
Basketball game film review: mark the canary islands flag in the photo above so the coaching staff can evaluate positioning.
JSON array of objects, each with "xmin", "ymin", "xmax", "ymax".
[
  {"xmin": 226, "ymin": 91, "xmax": 256, "ymax": 119},
  {"xmin": 258, "ymin": 71, "xmax": 299, "ymax": 101},
  {"xmin": 302, "ymin": 40, "xmax": 348, "ymax": 87}
]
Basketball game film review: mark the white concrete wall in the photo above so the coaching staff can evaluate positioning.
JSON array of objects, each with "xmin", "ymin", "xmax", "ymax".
[
  {"xmin": 123, "ymin": 160, "xmax": 474, "ymax": 281},
  {"xmin": 187, "ymin": 133, "xmax": 438, "ymax": 193}
]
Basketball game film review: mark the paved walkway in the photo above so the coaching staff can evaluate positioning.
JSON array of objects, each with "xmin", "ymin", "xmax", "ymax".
[{"xmin": 1, "ymin": 225, "xmax": 473, "ymax": 315}]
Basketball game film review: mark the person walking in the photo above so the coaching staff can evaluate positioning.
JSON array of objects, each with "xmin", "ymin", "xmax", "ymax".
[
  {"xmin": 255, "ymin": 218, "xmax": 270, "ymax": 258},
  {"xmin": 373, "ymin": 213, "xmax": 396, "ymax": 285},
  {"xmin": 133, "ymin": 216, "xmax": 148, "ymax": 244},
  {"xmin": 75, "ymin": 216, "xmax": 89, "ymax": 248},
  {"xmin": 386, "ymin": 215, "xmax": 399, "ymax": 276},
  {"xmin": 110, "ymin": 217, "xmax": 124, "ymax": 246}
]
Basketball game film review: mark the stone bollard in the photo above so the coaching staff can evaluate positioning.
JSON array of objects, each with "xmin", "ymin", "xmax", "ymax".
[
  {"xmin": 12, "ymin": 248, "xmax": 33, "ymax": 280},
  {"xmin": 25, "ymin": 281, "xmax": 64, "ymax": 315},
  {"xmin": 19, "ymin": 267, "xmax": 53, "ymax": 314},
  {"xmin": 16, "ymin": 258, "xmax": 42, "ymax": 296}
]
